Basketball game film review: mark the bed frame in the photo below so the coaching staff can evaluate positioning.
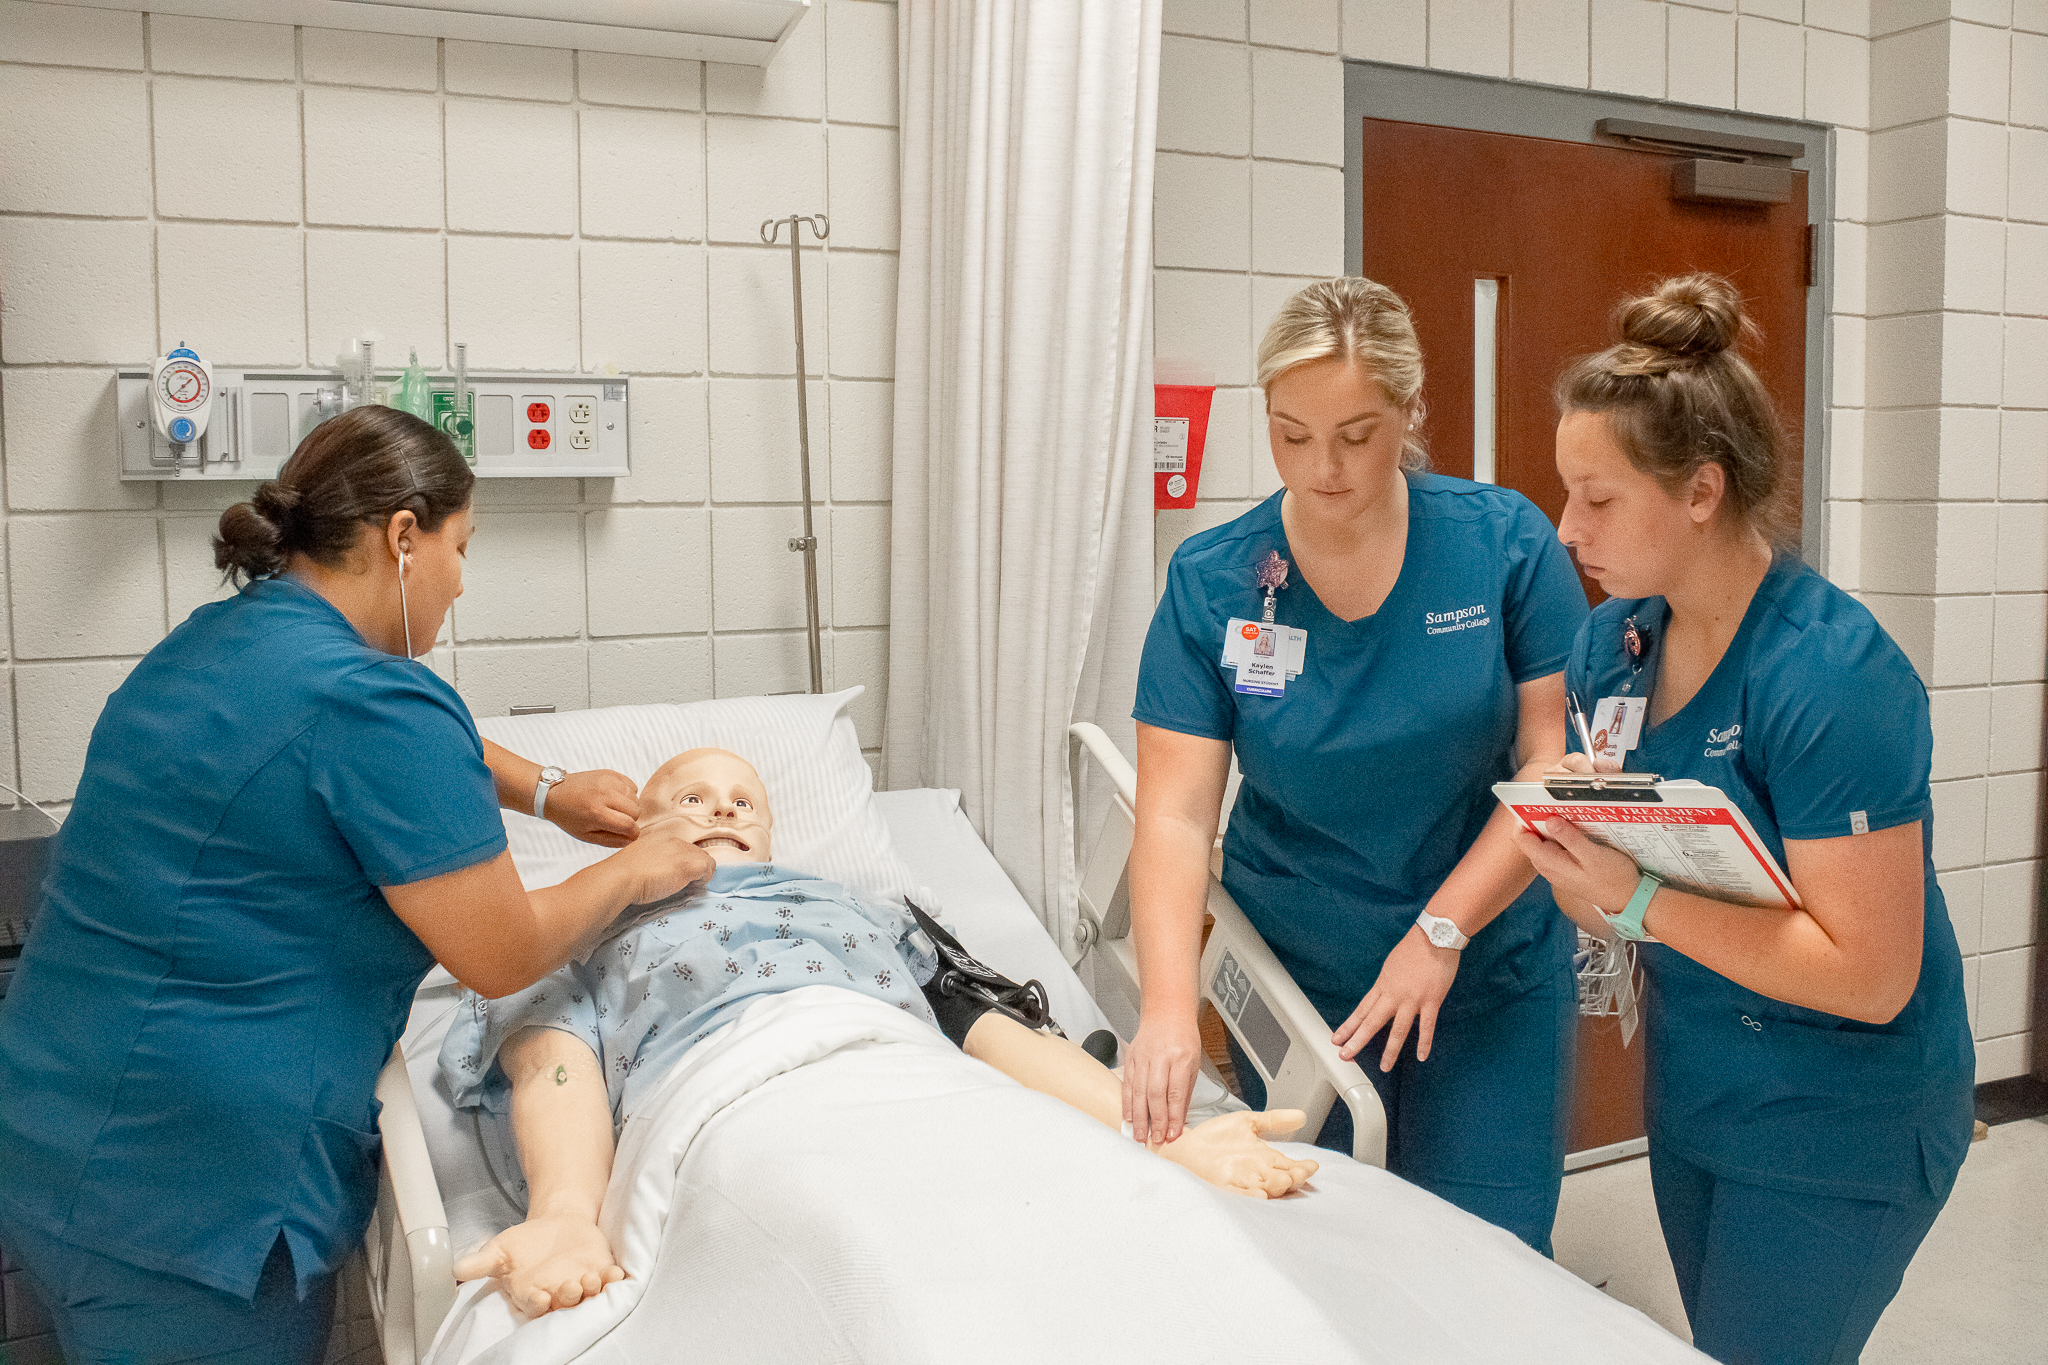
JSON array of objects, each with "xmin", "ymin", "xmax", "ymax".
[
  {"xmin": 367, "ymin": 731, "xmax": 1387, "ymax": 1361},
  {"xmin": 1068, "ymin": 724, "xmax": 1388, "ymax": 1169}
]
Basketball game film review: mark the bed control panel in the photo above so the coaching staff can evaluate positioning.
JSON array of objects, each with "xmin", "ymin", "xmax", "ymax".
[
  {"xmin": 1212, "ymin": 951, "xmax": 1291, "ymax": 1081},
  {"xmin": 116, "ymin": 371, "xmax": 630, "ymax": 480}
]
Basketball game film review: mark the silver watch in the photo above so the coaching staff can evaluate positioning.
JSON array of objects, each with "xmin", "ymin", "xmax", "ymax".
[
  {"xmin": 1415, "ymin": 909, "xmax": 1469, "ymax": 951},
  {"xmin": 533, "ymin": 765, "xmax": 566, "ymax": 820}
]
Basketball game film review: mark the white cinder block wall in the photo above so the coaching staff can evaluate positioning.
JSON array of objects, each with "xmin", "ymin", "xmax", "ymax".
[
  {"xmin": 0, "ymin": 0, "xmax": 901, "ymax": 799},
  {"xmin": 1152, "ymin": 0, "xmax": 2044, "ymax": 1081}
]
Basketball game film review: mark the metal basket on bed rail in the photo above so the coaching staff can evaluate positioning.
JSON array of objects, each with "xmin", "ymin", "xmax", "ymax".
[{"xmin": 1573, "ymin": 928, "xmax": 1638, "ymax": 1018}]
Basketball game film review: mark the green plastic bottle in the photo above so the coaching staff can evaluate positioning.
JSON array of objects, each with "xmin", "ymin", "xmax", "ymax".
[{"xmin": 394, "ymin": 348, "xmax": 434, "ymax": 423}]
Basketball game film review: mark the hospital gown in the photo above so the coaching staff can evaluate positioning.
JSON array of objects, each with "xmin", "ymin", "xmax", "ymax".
[{"xmin": 440, "ymin": 862, "xmax": 940, "ymax": 1205}]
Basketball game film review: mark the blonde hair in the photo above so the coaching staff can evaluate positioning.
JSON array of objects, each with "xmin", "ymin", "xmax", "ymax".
[
  {"xmin": 1555, "ymin": 273, "xmax": 1792, "ymax": 546},
  {"xmin": 1256, "ymin": 276, "xmax": 1430, "ymax": 471}
]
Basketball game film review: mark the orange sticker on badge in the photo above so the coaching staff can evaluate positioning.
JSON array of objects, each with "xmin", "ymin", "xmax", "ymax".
[{"xmin": 1240, "ymin": 623, "xmax": 1260, "ymax": 640}]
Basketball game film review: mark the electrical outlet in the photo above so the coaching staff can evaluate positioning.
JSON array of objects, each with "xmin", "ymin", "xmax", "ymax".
[
  {"xmin": 568, "ymin": 398, "xmax": 593, "ymax": 425},
  {"xmin": 569, "ymin": 427, "xmax": 592, "ymax": 451}
]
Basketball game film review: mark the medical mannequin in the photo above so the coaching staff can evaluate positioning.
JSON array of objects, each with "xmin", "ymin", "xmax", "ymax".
[{"xmin": 450, "ymin": 749, "xmax": 1318, "ymax": 1316}]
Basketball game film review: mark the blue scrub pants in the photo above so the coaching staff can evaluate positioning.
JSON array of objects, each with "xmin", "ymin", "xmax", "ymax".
[
  {"xmin": 1649, "ymin": 1146, "xmax": 1946, "ymax": 1365},
  {"xmin": 1230, "ymin": 967, "xmax": 1576, "ymax": 1256},
  {"xmin": 0, "ymin": 1214, "xmax": 335, "ymax": 1365}
]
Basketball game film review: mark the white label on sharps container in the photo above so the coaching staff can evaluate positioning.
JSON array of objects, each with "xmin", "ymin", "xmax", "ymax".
[
  {"xmin": 1154, "ymin": 417, "xmax": 1189, "ymax": 473},
  {"xmin": 1166, "ymin": 474, "xmax": 1187, "ymax": 497}
]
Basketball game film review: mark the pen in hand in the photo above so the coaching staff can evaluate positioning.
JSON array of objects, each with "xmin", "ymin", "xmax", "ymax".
[{"xmin": 1567, "ymin": 690, "xmax": 1597, "ymax": 760}]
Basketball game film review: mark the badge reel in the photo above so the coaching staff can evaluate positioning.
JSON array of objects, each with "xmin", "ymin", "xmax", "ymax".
[{"xmin": 1221, "ymin": 550, "xmax": 1306, "ymax": 697}]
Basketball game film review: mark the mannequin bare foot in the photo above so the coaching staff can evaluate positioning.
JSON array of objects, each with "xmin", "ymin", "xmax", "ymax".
[
  {"xmin": 453, "ymin": 1213, "xmax": 627, "ymax": 1317},
  {"xmin": 1157, "ymin": 1109, "xmax": 1319, "ymax": 1198}
]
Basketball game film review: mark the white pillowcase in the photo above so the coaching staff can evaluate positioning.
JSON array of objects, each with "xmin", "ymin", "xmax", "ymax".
[{"xmin": 472, "ymin": 688, "xmax": 919, "ymax": 905}]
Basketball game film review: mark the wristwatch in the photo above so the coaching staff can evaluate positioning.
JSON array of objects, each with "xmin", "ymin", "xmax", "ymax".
[
  {"xmin": 1414, "ymin": 909, "xmax": 1469, "ymax": 951},
  {"xmin": 533, "ymin": 765, "xmax": 566, "ymax": 820},
  {"xmin": 1602, "ymin": 870, "xmax": 1663, "ymax": 941}
]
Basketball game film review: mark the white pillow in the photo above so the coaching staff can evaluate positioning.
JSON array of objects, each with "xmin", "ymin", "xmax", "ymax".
[{"xmin": 472, "ymin": 688, "xmax": 919, "ymax": 904}]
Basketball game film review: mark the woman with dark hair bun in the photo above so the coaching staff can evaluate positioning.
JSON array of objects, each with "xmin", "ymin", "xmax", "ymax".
[
  {"xmin": 1520, "ymin": 275, "xmax": 1972, "ymax": 1365},
  {"xmin": 0, "ymin": 406, "xmax": 717, "ymax": 1363}
]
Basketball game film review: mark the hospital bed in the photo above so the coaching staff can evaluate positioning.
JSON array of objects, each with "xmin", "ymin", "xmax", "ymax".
[{"xmin": 366, "ymin": 692, "xmax": 1707, "ymax": 1365}]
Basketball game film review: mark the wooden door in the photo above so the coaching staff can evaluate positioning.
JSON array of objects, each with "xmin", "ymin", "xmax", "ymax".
[{"xmin": 1357, "ymin": 117, "xmax": 1811, "ymax": 1156}]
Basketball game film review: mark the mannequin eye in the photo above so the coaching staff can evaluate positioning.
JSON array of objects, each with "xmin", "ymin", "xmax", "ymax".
[
  {"xmin": 681, "ymin": 794, "xmax": 701, "ymax": 805},
  {"xmin": 734, "ymin": 798, "xmax": 751, "ymax": 810}
]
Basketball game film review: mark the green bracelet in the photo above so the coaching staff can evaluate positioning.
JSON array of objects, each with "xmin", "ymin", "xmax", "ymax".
[{"xmin": 1603, "ymin": 870, "xmax": 1662, "ymax": 942}]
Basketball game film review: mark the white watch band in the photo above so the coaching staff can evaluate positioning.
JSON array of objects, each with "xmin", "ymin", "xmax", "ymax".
[{"xmin": 533, "ymin": 766, "xmax": 565, "ymax": 820}]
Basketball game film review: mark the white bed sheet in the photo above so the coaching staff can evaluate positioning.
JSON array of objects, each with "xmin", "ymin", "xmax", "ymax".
[{"xmin": 397, "ymin": 789, "xmax": 1707, "ymax": 1365}]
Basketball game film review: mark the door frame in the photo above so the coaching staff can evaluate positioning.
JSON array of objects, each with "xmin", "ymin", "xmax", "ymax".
[{"xmin": 1344, "ymin": 61, "xmax": 1837, "ymax": 573}]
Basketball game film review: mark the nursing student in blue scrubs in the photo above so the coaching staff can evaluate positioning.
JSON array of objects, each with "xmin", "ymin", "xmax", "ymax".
[
  {"xmin": 1518, "ymin": 274, "xmax": 1973, "ymax": 1365},
  {"xmin": 1125, "ymin": 277, "xmax": 1591, "ymax": 1252},
  {"xmin": 0, "ymin": 406, "xmax": 716, "ymax": 1363}
]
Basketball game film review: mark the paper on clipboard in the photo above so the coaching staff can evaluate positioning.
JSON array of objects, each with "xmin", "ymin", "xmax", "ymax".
[{"xmin": 1493, "ymin": 777, "xmax": 1800, "ymax": 912}]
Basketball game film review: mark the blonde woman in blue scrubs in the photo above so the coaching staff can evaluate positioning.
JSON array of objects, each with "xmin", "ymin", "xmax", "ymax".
[
  {"xmin": 1521, "ymin": 275, "xmax": 1972, "ymax": 1364},
  {"xmin": 1125, "ymin": 278, "xmax": 1590, "ymax": 1252}
]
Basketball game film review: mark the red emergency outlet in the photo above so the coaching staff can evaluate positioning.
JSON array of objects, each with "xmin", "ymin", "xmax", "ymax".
[
  {"xmin": 528, "ymin": 429, "xmax": 552, "ymax": 450},
  {"xmin": 1154, "ymin": 384, "xmax": 1215, "ymax": 509},
  {"xmin": 527, "ymin": 402, "xmax": 552, "ymax": 423}
]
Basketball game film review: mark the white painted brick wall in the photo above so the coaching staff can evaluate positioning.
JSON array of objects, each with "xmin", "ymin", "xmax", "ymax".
[
  {"xmin": 0, "ymin": 0, "xmax": 902, "ymax": 814},
  {"xmin": 1158, "ymin": 0, "xmax": 2045, "ymax": 1079}
]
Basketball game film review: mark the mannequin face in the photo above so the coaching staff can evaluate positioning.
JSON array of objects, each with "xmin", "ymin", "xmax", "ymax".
[
  {"xmin": 637, "ymin": 749, "xmax": 774, "ymax": 865},
  {"xmin": 1554, "ymin": 409, "xmax": 1725, "ymax": 600},
  {"xmin": 1264, "ymin": 356, "xmax": 1412, "ymax": 528}
]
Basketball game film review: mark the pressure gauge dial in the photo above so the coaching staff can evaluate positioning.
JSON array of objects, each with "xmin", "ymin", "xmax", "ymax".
[{"xmin": 158, "ymin": 358, "xmax": 209, "ymax": 410}]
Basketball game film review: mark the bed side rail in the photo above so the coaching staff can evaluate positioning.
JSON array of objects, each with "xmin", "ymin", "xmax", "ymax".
[
  {"xmin": 368, "ymin": 1043, "xmax": 458, "ymax": 1365},
  {"xmin": 1067, "ymin": 723, "xmax": 1387, "ymax": 1168}
]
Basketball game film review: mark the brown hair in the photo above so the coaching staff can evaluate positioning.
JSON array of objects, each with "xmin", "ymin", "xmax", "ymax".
[
  {"xmin": 1555, "ymin": 273, "xmax": 1790, "ymax": 545},
  {"xmin": 214, "ymin": 405, "xmax": 475, "ymax": 586},
  {"xmin": 1257, "ymin": 276, "xmax": 1430, "ymax": 472}
]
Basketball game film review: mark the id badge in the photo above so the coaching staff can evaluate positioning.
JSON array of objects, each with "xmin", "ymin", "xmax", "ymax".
[
  {"xmin": 1222, "ymin": 618, "xmax": 1307, "ymax": 697},
  {"xmin": 1588, "ymin": 695, "xmax": 1648, "ymax": 764}
]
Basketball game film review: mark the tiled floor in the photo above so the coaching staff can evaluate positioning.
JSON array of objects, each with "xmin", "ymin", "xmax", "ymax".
[{"xmin": 1554, "ymin": 1117, "xmax": 2048, "ymax": 1362}]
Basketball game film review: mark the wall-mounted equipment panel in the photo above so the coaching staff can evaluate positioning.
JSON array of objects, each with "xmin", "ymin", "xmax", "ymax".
[
  {"xmin": 118, "ymin": 372, "xmax": 630, "ymax": 481},
  {"xmin": 46, "ymin": 0, "xmax": 810, "ymax": 65}
]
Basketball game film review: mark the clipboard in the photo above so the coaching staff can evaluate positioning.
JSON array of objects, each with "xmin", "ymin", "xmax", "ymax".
[{"xmin": 1493, "ymin": 774, "xmax": 1801, "ymax": 913}]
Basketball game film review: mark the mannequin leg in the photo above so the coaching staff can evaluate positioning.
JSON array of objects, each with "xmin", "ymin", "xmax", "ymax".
[
  {"xmin": 961, "ymin": 1012, "xmax": 1319, "ymax": 1198},
  {"xmin": 454, "ymin": 1026, "xmax": 628, "ymax": 1316}
]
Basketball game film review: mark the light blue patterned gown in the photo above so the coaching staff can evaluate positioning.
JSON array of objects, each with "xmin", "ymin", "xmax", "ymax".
[{"xmin": 438, "ymin": 862, "xmax": 940, "ymax": 1206}]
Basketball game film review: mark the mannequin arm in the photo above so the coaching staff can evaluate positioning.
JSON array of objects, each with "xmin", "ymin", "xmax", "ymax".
[
  {"xmin": 961, "ymin": 1013, "xmax": 1319, "ymax": 1199},
  {"xmin": 452, "ymin": 1027, "xmax": 627, "ymax": 1316}
]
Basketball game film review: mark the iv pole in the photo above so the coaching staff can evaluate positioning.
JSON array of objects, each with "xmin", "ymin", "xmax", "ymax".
[{"xmin": 760, "ymin": 212, "xmax": 829, "ymax": 695}]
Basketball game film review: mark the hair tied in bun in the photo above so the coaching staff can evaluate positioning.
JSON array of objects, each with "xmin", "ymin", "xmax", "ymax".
[
  {"xmin": 1617, "ymin": 272, "xmax": 1747, "ymax": 365},
  {"xmin": 251, "ymin": 482, "xmax": 302, "ymax": 536}
]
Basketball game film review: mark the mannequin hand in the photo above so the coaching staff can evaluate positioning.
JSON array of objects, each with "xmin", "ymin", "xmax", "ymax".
[
  {"xmin": 1514, "ymin": 818, "xmax": 1641, "ymax": 921},
  {"xmin": 1123, "ymin": 1012, "xmax": 1203, "ymax": 1146},
  {"xmin": 1333, "ymin": 926, "xmax": 1461, "ymax": 1071},
  {"xmin": 453, "ymin": 1214, "xmax": 626, "ymax": 1317},
  {"xmin": 1158, "ymin": 1110, "xmax": 1318, "ymax": 1199},
  {"xmin": 547, "ymin": 770, "xmax": 641, "ymax": 847},
  {"xmin": 617, "ymin": 820, "xmax": 718, "ymax": 904}
]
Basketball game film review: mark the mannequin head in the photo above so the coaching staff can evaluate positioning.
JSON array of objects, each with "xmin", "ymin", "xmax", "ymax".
[{"xmin": 637, "ymin": 748, "xmax": 774, "ymax": 865}]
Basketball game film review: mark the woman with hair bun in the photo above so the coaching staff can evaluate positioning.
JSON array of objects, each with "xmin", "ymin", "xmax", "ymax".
[
  {"xmin": 1522, "ymin": 274, "xmax": 1972, "ymax": 1364},
  {"xmin": 1127, "ymin": 277, "xmax": 1590, "ymax": 1252},
  {"xmin": 0, "ymin": 406, "xmax": 716, "ymax": 1362}
]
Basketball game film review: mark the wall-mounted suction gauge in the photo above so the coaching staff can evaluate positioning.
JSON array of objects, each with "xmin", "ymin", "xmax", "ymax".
[{"xmin": 151, "ymin": 346, "xmax": 214, "ymax": 447}]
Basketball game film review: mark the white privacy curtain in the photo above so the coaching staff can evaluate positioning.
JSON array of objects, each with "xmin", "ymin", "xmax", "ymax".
[{"xmin": 885, "ymin": 0, "xmax": 1161, "ymax": 956}]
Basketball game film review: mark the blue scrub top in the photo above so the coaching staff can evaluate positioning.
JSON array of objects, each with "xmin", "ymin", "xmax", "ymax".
[
  {"xmin": 1567, "ymin": 558, "xmax": 1974, "ymax": 1204},
  {"xmin": 0, "ymin": 577, "xmax": 507, "ymax": 1299},
  {"xmin": 1135, "ymin": 478, "xmax": 1589, "ymax": 1019}
]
